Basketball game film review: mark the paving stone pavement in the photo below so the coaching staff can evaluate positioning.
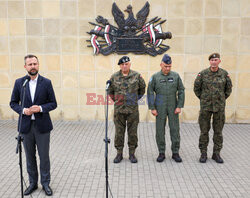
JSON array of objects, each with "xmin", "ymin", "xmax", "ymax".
[{"xmin": 0, "ymin": 120, "xmax": 249, "ymax": 198}]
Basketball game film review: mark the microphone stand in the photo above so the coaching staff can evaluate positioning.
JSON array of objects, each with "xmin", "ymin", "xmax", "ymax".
[
  {"xmin": 16, "ymin": 83, "xmax": 28, "ymax": 198},
  {"xmin": 104, "ymin": 85, "xmax": 110, "ymax": 198}
]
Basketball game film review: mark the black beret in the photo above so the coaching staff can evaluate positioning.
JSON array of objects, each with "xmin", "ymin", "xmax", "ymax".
[
  {"xmin": 162, "ymin": 54, "xmax": 172, "ymax": 64},
  {"xmin": 208, "ymin": 53, "xmax": 220, "ymax": 60},
  {"xmin": 118, "ymin": 56, "xmax": 130, "ymax": 65}
]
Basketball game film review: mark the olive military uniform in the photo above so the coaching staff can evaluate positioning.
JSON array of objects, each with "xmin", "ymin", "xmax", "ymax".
[
  {"xmin": 147, "ymin": 71, "xmax": 185, "ymax": 154},
  {"xmin": 108, "ymin": 69, "xmax": 146, "ymax": 155},
  {"xmin": 194, "ymin": 67, "xmax": 232, "ymax": 154}
]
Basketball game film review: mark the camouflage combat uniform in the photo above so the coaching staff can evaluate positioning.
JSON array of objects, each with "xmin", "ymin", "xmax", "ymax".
[
  {"xmin": 194, "ymin": 67, "xmax": 232, "ymax": 154},
  {"xmin": 147, "ymin": 71, "xmax": 185, "ymax": 154},
  {"xmin": 108, "ymin": 69, "xmax": 146, "ymax": 155}
]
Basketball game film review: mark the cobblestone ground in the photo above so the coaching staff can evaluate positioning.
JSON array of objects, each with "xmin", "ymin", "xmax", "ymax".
[{"xmin": 0, "ymin": 120, "xmax": 249, "ymax": 198}]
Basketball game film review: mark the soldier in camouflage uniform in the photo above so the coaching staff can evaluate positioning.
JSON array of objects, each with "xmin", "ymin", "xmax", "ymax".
[
  {"xmin": 147, "ymin": 54, "xmax": 185, "ymax": 163},
  {"xmin": 108, "ymin": 56, "xmax": 146, "ymax": 163},
  {"xmin": 194, "ymin": 53, "xmax": 232, "ymax": 163}
]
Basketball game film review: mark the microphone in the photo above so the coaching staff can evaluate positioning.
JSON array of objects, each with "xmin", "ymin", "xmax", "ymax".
[
  {"xmin": 22, "ymin": 76, "xmax": 31, "ymax": 87},
  {"xmin": 106, "ymin": 80, "xmax": 111, "ymax": 90}
]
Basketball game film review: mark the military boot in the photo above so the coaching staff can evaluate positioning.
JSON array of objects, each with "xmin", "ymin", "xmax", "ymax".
[
  {"xmin": 199, "ymin": 153, "xmax": 207, "ymax": 163},
  {"xmin": 156, "ymin": 153, "xmax": 165, "ymax": 162},
  {"xmin": 113, "ymin": 153, "xmax": 123, "ymax": 163},
  {"xmin": 129, "ymin": 154, "xmax": 138, "ymax": 163},
  {"xmin": 172, "ymin": 153, "xmax": 182, "ymax": 163},
  {"xmin": 212, "ymin": 153, "xmax": 224, "ymax": 163}
]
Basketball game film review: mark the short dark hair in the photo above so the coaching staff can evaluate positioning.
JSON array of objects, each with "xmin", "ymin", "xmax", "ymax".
[{"xmin": 24, "ymin": 54, "xmax": 39, "ymax": 64}]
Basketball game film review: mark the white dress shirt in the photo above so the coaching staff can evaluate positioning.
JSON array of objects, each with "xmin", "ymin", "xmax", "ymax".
[
  {"xmin": 29, "ymin": 75, "xmax": 38, "ymax": 120},
  {"xmin": 29, "ymin": 75, "xmax": 38, "ymax": 103},
  {"xmin": 23, "ymin": 75, "xmax": 42, "ymax": 120}
]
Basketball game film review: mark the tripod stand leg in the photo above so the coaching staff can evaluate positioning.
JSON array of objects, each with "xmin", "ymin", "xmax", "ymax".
[{"xmin": 17, "ymin": 136, "xmax": 24, "ymax": 198}]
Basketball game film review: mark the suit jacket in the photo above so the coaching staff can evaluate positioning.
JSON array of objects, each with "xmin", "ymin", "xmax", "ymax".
[{"xmin": 10, "ymin": 75, "xmax": 57, "ymax": 133}]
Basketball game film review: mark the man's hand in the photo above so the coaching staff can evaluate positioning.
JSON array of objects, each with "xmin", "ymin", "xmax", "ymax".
[
  {"xmin": 174, "ymin": 108, "xmax": 181, "ymax": 114},
  {"xmin": 24, "ymin": 108, "xmax": 33, "ymax": 116},
  {"xmin": 151, "ymin": 109, "xmax": 158, "ymax": 116},
  {"xmin": 30, "ymin": 105, "xmax": 41, "ymax": 113}
]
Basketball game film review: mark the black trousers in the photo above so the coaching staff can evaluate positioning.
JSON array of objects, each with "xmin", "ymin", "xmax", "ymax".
[{"xmin": 22, "ymin": 121, "xmax": 51, "ymax": 186}]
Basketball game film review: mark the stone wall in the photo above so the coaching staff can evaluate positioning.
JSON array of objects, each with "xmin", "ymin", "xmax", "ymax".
[{"xmin": 0, "ymin": 0, "xmax": 250, "ymax": 122}]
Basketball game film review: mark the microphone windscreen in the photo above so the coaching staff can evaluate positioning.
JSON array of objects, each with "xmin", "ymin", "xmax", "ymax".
[
  {"xmin": 25, "ymin": 75, "xmax": 31, "ymax": 81},
  {"xmin": 106, "ymin": 80, "xmax": 111, "ymax": 85}
]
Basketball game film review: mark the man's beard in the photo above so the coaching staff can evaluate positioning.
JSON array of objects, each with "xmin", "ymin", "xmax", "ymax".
[{"xmin": 28, "ymin": 70, "xmax": 38, "ymax": 76}]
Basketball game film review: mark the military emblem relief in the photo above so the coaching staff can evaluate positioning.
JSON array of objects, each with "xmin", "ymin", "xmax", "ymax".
[{"xmin": 87, "ymin": 2, "xmax": 172, "ymax": 56}]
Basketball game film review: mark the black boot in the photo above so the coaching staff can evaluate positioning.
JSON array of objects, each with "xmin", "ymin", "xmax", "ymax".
[
  {"xmin": 172, "ymin": 153, "xmax": 182, "ymax": 163},
  {"xmin": 199, "ymin": 153, "xmax": 207, "ymax": 163},
  {"xmin": 212, "ymin": 153, "xmax": 224, "ymax": 163},
  {"xmin": 156, "ymin": 153, "xmax": 165, "ymax": 162},
  {"xmin": 113, "ymin": 153, "xmax": 123, "ymax": 163},
  {"xmin": 129, "ymin": 154, "xmax": 138, "ymax": 163}
]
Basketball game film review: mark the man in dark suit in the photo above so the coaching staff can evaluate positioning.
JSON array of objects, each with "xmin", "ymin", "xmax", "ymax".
[{"xmin": 10, "ymin": 54, "xmax": 57, "ymax": 196}]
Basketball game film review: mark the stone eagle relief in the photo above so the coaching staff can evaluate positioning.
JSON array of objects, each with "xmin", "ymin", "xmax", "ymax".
[{"xmin": 87, "ymin": 2, "xmax": 172, "ymax": 56}]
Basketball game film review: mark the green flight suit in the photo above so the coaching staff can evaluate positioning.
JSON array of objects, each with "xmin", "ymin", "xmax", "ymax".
[
  {"xmin": 194, "ymin": 67, "xmax": 232, "ymax": 154},
  {"xmin": 147, "ymin": 71, "xmax": 185, "ymax": 154},
  {"xmin": 108, "ymin": 69, "xmax": 146, "ymax": 154}
]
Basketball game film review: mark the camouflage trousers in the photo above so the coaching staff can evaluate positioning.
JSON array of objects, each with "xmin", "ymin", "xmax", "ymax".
[
  {"xmin": 198, "ymin": 110, "xmax": 225, "ymax": 154},
  {"xmin": 114, "ymin": 111, "xmax": 139, "ymax": 155}
]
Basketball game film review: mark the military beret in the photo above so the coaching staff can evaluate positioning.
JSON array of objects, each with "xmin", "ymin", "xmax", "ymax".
[
  {"xmin": 118, "ymin": 56, "xmax": 130, "ymax": 65},
  {"xmin": 162, "ymin": 54, "xmax": 172, "ymax": 64},
  {"xmin": 208, "ymin": 53, "xmax": 220, "ymax": 60}
]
